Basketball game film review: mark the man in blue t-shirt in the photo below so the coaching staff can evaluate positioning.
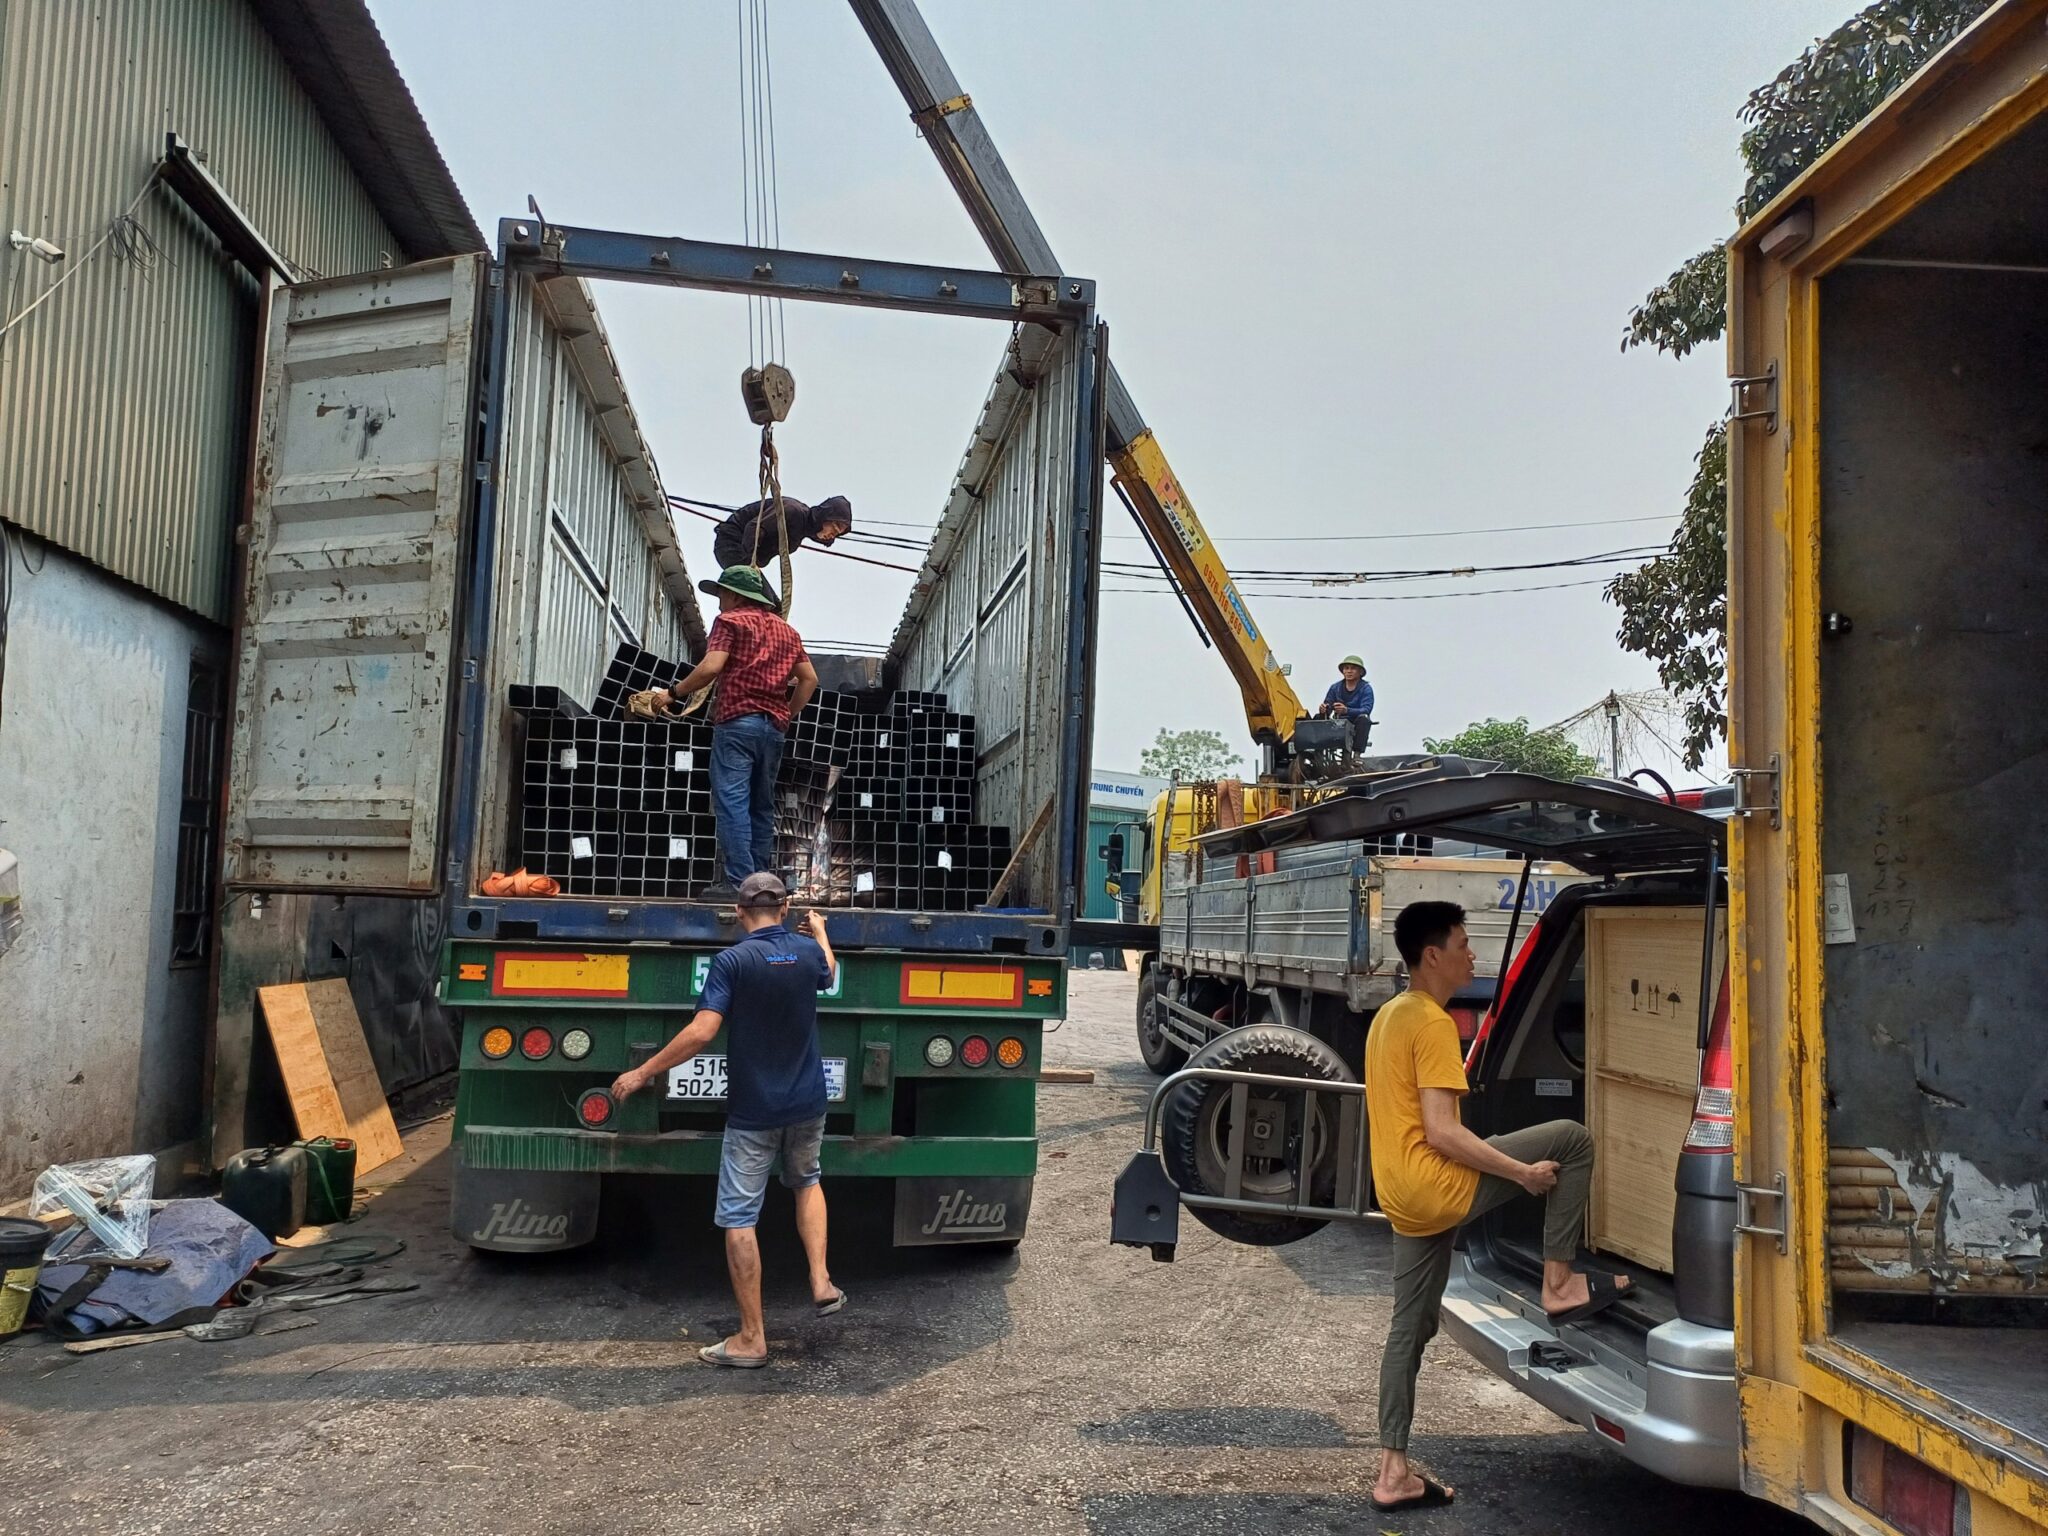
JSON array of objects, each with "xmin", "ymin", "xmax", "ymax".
[
  {"xmin": 1321, "ymin": 654, "xmax": 1375, "ymax": 744},
  {"xmin": 612, "ymin": 871, "xmax": 846, "ymax": 1366}
]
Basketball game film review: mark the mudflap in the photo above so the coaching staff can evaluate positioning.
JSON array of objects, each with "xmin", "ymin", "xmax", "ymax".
[
  {"xmin": 893, "ymin": 1176, "xmax": 1033, "ymax": 1246},
  {"xmin": 451, "ymin": 1150, "xmax": 599, "ymax": 1253},
  {"xmin": 1109, "ymin": 1150, "xmax": 1180, "ymax": 1261}
]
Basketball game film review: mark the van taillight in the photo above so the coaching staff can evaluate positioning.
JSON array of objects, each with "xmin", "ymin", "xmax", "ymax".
[
  {"xmin": 1682, "ymin": 971, "xmax": 1734, "ymax": 1153},
  {"xmin": 1466, "ymin": 924, "xmax": 1543, "ymax": 1071}
]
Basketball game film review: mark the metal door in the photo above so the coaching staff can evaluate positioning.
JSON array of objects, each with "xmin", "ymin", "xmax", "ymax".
[{"xmin": 223, "ymin": 255, "xmax": 484, "ymax": 892}]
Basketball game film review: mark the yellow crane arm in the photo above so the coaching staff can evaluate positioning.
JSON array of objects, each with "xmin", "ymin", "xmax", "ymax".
[{"xmin": 1110, "ymin": 432, "xmax": 1304, "ymax": 745}]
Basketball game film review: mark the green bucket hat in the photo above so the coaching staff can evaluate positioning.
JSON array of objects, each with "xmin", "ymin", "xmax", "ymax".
[
  {"xmin": 699, "ymin": 564, "xmax": 779, "ymax": 607},
  {"xmin": 1340, "ymin": 654, "xmax": 1366, "ymax": 670}
]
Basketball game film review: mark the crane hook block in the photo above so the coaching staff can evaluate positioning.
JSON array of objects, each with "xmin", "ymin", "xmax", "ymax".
[{"xmin": 741, "ymin": 363, "xmax": 796, "ymax": 426}]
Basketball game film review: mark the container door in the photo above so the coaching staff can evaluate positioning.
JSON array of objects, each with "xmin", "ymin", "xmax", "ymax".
[{"xmin": 223, "ymin": 255, "xmax": 484, "ymax": 893}]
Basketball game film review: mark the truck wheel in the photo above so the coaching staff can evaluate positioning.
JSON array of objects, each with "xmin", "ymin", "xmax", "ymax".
[
  {"xmin": 1136, "ymin": 967, "xmax": 1188, "ymax": 1075},
  {"xmin": 1161, "ymin": 1024, "xmax": 1356, "ymax": 1246}
]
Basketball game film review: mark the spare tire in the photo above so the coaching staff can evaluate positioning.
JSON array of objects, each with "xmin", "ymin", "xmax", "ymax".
[{"xmin": 1161, "ymin": 1024, "xmax": 1357, "ymax": 1246}]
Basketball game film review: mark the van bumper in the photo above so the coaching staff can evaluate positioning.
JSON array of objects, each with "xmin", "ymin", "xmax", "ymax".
[{"xmin": 1440, "ymin": 1254, "xmax": 1739, "ymax": 1489}]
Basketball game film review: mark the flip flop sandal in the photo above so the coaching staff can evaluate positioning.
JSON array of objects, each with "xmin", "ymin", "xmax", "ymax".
[
  {"xmin": 698, "ymin": 1340, "xmax": 768, "ymax": 1369},
  {"xmin": 1547, "ymin": 1273, "xmax": 1631, "ymax": 1327},
  {"xmin": 1371, "ymin": 1474, "xmax": 1455, "ymax": 1513},
  {"xmin": 815, "ymin": 1289, "xmax": 848, "ymax": 1317}
]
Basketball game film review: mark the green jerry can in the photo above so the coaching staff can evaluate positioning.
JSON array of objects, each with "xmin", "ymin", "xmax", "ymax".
[
  {"xmin": 221, "ymin": 1145, "xmax": 308, "ymax": 1240},
  {"xmin": 294, "ymin": 1136, "xmax": 357, "ymax": 1225}
]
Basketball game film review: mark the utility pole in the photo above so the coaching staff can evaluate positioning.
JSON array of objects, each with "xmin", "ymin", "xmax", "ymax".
[{"xmin": 1602, "ymin": 691, "xmax": 1623, "ymax": 776}]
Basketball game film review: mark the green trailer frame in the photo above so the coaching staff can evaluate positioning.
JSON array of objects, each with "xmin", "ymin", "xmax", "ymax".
[{"xmin": 446, "ymin": 942, "xmax": 1065, "ymax": 1249}]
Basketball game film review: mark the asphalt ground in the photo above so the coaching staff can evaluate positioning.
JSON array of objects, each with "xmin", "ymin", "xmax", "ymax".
[{"xmin": 0, "ymin": 969, "xmax": 1814, "ymax": 1535}]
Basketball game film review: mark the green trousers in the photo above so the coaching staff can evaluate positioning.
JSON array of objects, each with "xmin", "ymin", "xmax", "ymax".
[{"xmin": 1376, "ymin": 1119, "xmax": 1595, "ymax": 1451}]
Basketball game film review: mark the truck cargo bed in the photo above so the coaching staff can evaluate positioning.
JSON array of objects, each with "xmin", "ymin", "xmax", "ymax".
[{"xmin": 1159, "ymin": 851, "xmax": 1585, "ymax": 1008}]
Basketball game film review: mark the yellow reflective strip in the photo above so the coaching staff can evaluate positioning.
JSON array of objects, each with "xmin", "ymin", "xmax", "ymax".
[
  {"xmin": 904, "ymin": 966, "xmax": 1019, "ymax": 1002},
  {"xmin": 942, "ymin": 969, "xmax": 1018, "ymax": 1001},
  {"xmin": 501, "ymin": 954, "xmax": 630, "ymax": 993}
]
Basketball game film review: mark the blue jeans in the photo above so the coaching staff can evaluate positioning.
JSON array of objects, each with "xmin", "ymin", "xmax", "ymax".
[
  {"xmin": 711, "ymin": 713, "xmax": 784, "ymax": 885},
  {"xmin": 715, "ymin": 1115, "xmax": 826, "ymax": 1229}
]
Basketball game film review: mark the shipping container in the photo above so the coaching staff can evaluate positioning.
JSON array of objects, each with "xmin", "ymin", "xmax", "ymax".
[
  {"xmin": 221, "ymin": 219, "xmax": 1104, "ymax": 1251},
  {"xmin": 1727, "ymin": 3, "xmax": 2048, "ymax": 1529}
]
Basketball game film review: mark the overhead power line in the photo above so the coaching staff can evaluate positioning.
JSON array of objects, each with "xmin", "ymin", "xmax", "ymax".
[
  {"xmin": 1102, "ymin": 575, "xmax": 1618, "ymax": 602},
  {"xmin": 844, "ymin": 510, "xmax": 1678, "ymax": 543},
  {"xmin": 673, "ymin": 494, "xmax": 1676, "ymax": 548}
]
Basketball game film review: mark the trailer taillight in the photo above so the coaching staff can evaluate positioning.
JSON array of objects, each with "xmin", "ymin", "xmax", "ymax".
[
  {"xmin": 960, "ymin": 1035, "xmax": 991, "ymax": 1068},
  {"xmin": 577, "ymin": 1088, "xmax": 616, "ymax": 1129},
  {"xmin": 996, "ymin": 1037, "xmax": 1025, "ymax": 1069},
  {"xmin": 1847, "ymin": 1424, "xmax": 1964, "ymax": 1536},
  {"xmin": 481, "ymin": 1027, "xmax": 514, "ymax": 1060},
  {"xmin": 1681, "ymin": 972, "xmax": 1734, "ymax": 1154},
  {"xmin": 520, "ymin": 1027, "xmax": 554, "ymax": 1061}
]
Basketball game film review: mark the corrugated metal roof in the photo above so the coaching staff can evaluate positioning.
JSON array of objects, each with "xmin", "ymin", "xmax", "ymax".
[{"xmin": 250, "ymin": 0, "xmax": 484, "ymax": 258}]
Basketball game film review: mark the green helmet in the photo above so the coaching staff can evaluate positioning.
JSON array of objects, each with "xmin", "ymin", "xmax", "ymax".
[
  {"xmin": 698, "ymin": 564, "xmax": 779, "ymax": 607},
  {"xmin": 1340, "ymin": 654, "xmax": 1366, "ymax": 671}
]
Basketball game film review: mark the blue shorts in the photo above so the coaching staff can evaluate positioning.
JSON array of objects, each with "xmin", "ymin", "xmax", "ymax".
[{"xmin": 714, "ymin": 1115, "xmax": 826, "ymax": 1229}]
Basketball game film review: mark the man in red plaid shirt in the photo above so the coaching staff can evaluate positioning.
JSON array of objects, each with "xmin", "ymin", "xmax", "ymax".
[{"xmin": 665, "ymin": 566, "xmax": 818, "ymax": 899}]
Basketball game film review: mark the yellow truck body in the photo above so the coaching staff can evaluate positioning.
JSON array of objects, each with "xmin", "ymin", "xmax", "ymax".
[{"xmin": 1727, "ymin": 4, "xmax": 2048, "ymax": 1529}]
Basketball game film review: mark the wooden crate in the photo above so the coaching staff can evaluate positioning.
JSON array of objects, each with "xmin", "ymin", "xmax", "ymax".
[{"xmin": 1585, "ymin": 906, "xmax": 1724, "ymax": 1271}]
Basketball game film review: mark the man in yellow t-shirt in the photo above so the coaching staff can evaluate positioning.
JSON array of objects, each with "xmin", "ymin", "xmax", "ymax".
[{"xmin": 1364, "ymin": 900, "xmax": 1629, "ymax": 1515}]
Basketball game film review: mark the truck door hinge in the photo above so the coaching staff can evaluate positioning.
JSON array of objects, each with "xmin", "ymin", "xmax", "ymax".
[
  {"xmin": 1728, "ymin": 361, "xmax": 1778, "ymax": 434},
  {"xmin": 1734, "ymin": 1172, "xmax": 1790, "ymax": 1254},
  {"xmin": 1729, "ymin": 754, "xmax": 1781, "ymax": 829}
]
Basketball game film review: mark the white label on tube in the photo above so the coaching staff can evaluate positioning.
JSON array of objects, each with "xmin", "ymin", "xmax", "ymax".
[
  {"xmin": 667, "ymin": 838, "xmax": 689, "ymax": 861},
  {"xmin": 931, "ymin": 806, "xmax": 945, "ymax": 823},
  {"xmin": 855, "ymin": 871, "xmax": 875, "ymax": 894},
  {"xmin": 935, "ymin": 850, "xmax": 953, "ymax": 870},
  {"xmin": 570, "ymin": 836, "xmax": 593, "ymax": 861},
  {"xmin": 945, "ymin": 731, "xmax": 961, "ymax": 749},
  {"xmin": 558, "ymin": 748, "xmax": 578, "ymax": 771},
  {"xmin": 673, "ymin": 750, "xmax": 694, "ymax": 772},
  {"xmin": 878, "ymin": 733, "xmax": 890, "ymax": 748},
  {"xmin": 860, "ymin": 793, "xmax": 874, "ymax": 808}
]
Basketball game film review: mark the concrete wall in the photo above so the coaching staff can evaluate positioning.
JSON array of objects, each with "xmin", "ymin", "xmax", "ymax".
[{"xmin": 0, "ymin": 537, "xmax": 224, "ymax": 1194}]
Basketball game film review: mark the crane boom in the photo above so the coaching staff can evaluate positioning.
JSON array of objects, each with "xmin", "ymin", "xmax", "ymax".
[{"xmin": 848, "ymin": 0, "xmax": 1307, "ymax": 752}]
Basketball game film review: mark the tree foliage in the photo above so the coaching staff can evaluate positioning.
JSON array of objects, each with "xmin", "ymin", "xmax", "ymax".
[
  {"xmin": 1138, "ymin": 728, "xmax": 1244, "ymax": 781},
  {"xmin": 1421, "ymin": 718, "xmax": 1601, "ymax": 781},
  {"xmin": 1610, "ymin": 0, "xmax": 1991, "ymax": 766},
  {"xmin": 1605, "ymin": 425, "xmax": 1729, "ymax": 764}
]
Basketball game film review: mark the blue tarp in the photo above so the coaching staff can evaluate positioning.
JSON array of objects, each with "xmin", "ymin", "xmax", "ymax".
[{"xmin": 34, "ymin": 1200, "xmax": 274, "ymax": 1336}]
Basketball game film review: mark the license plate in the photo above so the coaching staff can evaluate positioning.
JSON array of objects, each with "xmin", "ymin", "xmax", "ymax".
[{"xmin": 667, "ymin": 1055, "xmax": 848, "ymax": 1103}]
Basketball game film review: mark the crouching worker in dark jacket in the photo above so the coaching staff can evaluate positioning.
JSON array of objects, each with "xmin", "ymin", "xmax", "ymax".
[{"xmin": 712, "ymin": 493, "xmax": 853, "ymax": 574}]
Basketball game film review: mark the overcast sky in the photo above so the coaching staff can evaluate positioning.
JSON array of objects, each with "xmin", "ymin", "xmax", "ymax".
[{"xmin": 372, "ymin": 0, "xmax": 1849, "ymax": 779}]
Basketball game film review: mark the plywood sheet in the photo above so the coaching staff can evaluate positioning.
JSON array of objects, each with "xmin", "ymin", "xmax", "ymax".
[
  {"xmin": 257, "ymin": 981, "xmax": 404, "ymax": 1174},
  {"xmin": 1588, "ymin": 908, "xmax": 1716, "ymax": 1089},
  {"xmin": 1586, "ymin": 906, "xmax": 1725, "ymax": 1272},
  {"xmin": 1589, "ymin": 1076, "xmax": 1693, "ymax": 1269}
]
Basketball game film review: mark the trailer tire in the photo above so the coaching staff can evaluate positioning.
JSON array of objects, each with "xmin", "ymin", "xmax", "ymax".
[
  {"xmin": 1135, "ymin": 967, "xmax": 1188, "ymax": 1075},
  {"xmin": 1161, "ymin": 1024, "xmax": 1356, "ymax": 1246}
]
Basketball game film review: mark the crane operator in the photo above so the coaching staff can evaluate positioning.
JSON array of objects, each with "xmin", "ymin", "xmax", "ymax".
[{"xmin": 1320, "ymin": 654, "xmax": 1374, "ymax": 746}]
